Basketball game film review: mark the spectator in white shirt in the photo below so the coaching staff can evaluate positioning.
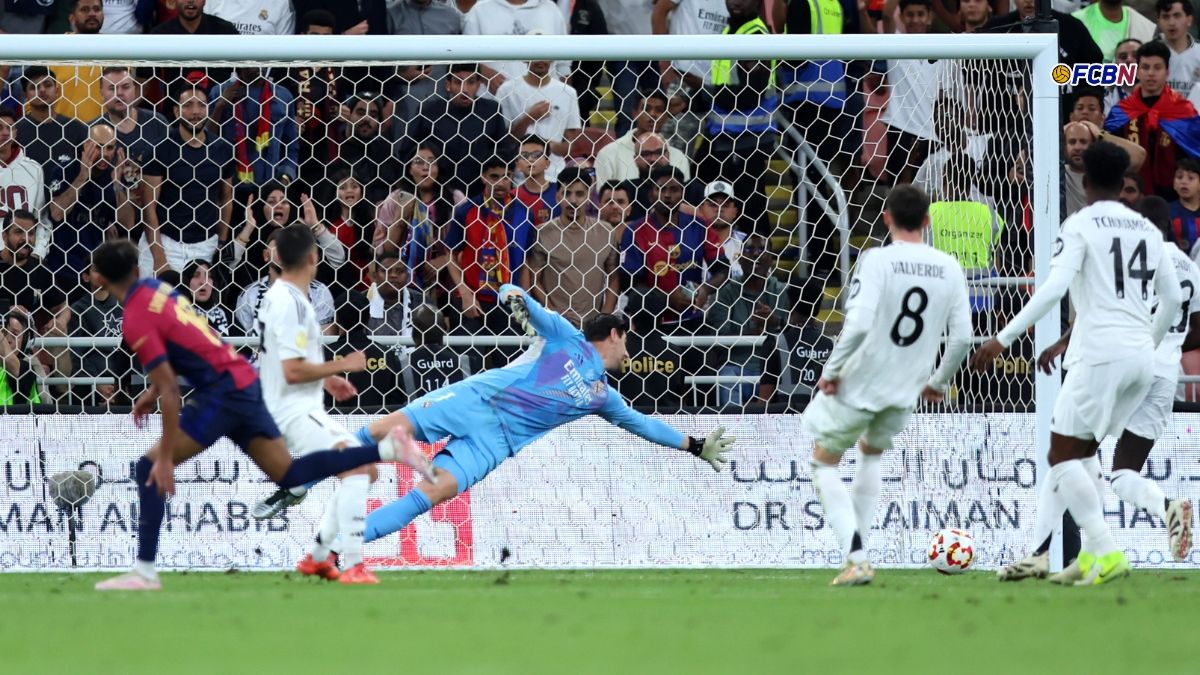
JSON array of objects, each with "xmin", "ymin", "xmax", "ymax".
[
  {"xmin": 206, "ymin": 0, "xmax": 296, "ymax": 35},
  {"xmin": 652, "ymin": 0, "xmax": 729, "ymax": 91},
  {"xmin": 99, "ymin": 0, "xmax": 144, "ymax": 34},
  {"xmin": 497, "ymin": 59, "xmax": 582, "ymax": 181},
  {"xmin": 1158, "ymin": 0, "xmax": 1200, "ymax": 98},
  {"xmin": 463, "ymin": 0, "xmax": 570, "ymax": 94},
  {"xmin": 594, "ymin": 90, "xmax": 691, "ymax": 184}
]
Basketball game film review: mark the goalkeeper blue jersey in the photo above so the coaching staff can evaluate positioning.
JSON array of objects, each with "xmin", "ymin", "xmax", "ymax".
[{"xmin": 462, "ymin": 284, "xmax": 685, "ymax": 454}]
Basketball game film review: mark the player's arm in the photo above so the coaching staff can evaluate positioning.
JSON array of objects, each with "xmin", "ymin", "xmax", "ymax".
[
  {"xmin": 144, "ymin": 359, "xmax": 183, "ymax": 496},
  {"xmin": 1037, "ymin": 323, "xmax": 1072, "ymax": 375},
  {"xmin": 925, "ymin": 275, "xmax": 973, "ymax": 400},
  {"xmin": 266, "ymin": 302, "xmax": 367, "ymax": 390},
  {"xmin": 280, "ymin": 354, "xmax": 366, "ymax": 385},
  {"xmin": 499, "ymin": 283, "xmax": 575, "ymax": 340},
  {"xmin": 820, "ymin": 254, "xmax": 882, "ymax": 391},
  {"xmin": 597, "ymin": 385, "xmax": 735, "ymax": 472},
  {"xmin": 1152, "ymin": 255, "xmax": 1182, "ymax": 347}
]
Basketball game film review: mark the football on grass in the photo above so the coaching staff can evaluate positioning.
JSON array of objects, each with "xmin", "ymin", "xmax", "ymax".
[{"xmin": 928, "ymin": 529, "xmax": 975, "ymax": 574}]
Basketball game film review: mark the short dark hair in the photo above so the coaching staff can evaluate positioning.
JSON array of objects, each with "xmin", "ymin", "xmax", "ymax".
[
  {"xmin": 1137, "ymin": 40, "xmax": 1171, "ymax": 67},
  {"xmin": 275, "ymin": 224, "xmax": 317, "ymax": 270},
  {"xmin": 411, "ymin": 304, "xmax": 444, "ymax": 346},
  {"xmin": 171, "ymin": 82, "xmax": 209, "ymax": 109},
  {"xmin": 101, "ymin": 65, "xmax": 132, "ymax": 77},
  {"xmin": 885, "ymin": 184, "xmax": 931, "ymax": 231},
  {"xmin": 0, "ymin": 106, "xmax": 15, "ymax": 123},
  {"xmin": 600, "ymin": 181, "xmax": 634, "ymax": 200},
  {"xmin": 1123, "ymin": 169, "xmax": 1145, "ymax": 191},
  {"xmin": 1072, "ymin": 86, "xmax": 1104, "ymax": 108},
  {"xmin": 1177, "ymin": 156, "xmax": 1200, "ymax": 177},
  {"xmin": 481, "ymin": 155, "xmax": 509, "ymax": 174},
  {"xmin": 557, "ymin": 167, "xmax": 593, "ymax": 189},
  {"xmin": 635, "ymin": 89, "xmax": 669, "ymax": 110},
  {"xmin": 300, "ymin": 9, "xmax": 336, "ymax": 31},
  {"xmin": 650, "ymin": 165, "xmax": 685, "ymax": 184},
  {"xmin": 22, "ymin": 65, "xmax": 52, "ymax": 90},
  {"xmin": 519, "ymin": 135, "xmax": 547, "ymax": 149},
  {"xmin": 449, "ymin": 62, "xmax": 479, "ymax": 76},
  {"xmin": 899, "ymin": 0, "xmax": 932, "ymax": 10},
  {"xmin": 92, "ymin": 239, "xmax": 140, "ymax": 284},
  {"xmin": 1134, "ymin": 195, "xmax": 1172, "ymax": 236},
  {"xmin": 1157, "ymin": 0, "xmax": 1193, "ymax": 16},
  {"xmin": 1084, "ymin": 141, "xmax": 1131, "ymax": 192},
  {"xmin": 9, "ymin": 208, "xmax": 36, "ymax": 225},
  {"xmin": 583, "ymin": 313, "xmax": 630, "ymax": 342}
]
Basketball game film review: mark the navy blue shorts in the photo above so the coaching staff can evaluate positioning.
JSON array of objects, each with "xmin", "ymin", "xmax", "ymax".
[{"xmin": 179, "ymin": 381, "xmax": 281, "ymax": 451}]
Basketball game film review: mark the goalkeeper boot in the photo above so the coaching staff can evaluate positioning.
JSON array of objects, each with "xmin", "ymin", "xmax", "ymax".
[
  {"xmin": 382, "ymin": 426, "xmax": 438, "ymax": 484},
  {"xmin": 830, "ymin": 560, "xmax": 874, "ymax": 586},
  {"xmin": 1074, "ymin": 550, "xmax": 1131, "ymax": 587},
  {"xmin": 1048, "ymin": 558, "xmax": 1083, "ymax": 585},
  {"xmin": 996, "ymin": 551, "xmax": 1049, "ymax": 581},
  {"xmin": 95, "ymin": 570, "xmax": 161, "ymax": 592},
  {"xmin": 339, "ymin": 564, "xmax": 380, "ymax": 585},
  {"xmin": 1165, "ymin": 498, "xmax": 1192, "ymax": 562},
  {"xmin": 253, "ymin": 486, "xmax": 308, "ymax": 520},
  {"xmin": 296, "ymin": 554, "xmax": 340, "ymax": 581}
]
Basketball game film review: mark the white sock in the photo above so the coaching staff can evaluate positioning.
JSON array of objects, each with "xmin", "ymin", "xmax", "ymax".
[
  {"xmin": 1031, "ymin": 470, "xmax": 1064, "ymax": 554},
  {"xmin": 134, "ymin": 560, "xmax": 157, "ymax": 579},
  {"xmin": 1111, "ymin": 468, "xmax": 1167, "ymax": 520},
  {"xmin": 288, "ymin": 485, "xmax": 308, "ymax": 498},
  {"xmin": 1052, "ymin": 460, "xmax": 1118, "ymax": 556},
  {"xmin": 1081, "ymin": 454, "xmax": 1105, "ymax": 504},
  {"xmin": 811, "ymin": 461, "xmax": 864, "ymax": 563},
  {"xmin": 335, "ymin": 474, "xmax": 371, "ymax": 568},
  {"xmin": 850, "ymin": 453, "xmax": 882, "ymax": 551},
  {"xmin": 310, "ymin": 493, "xmax": 339, "ymax": 561}
]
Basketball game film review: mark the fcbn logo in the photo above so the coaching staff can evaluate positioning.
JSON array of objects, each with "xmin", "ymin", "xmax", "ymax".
[{"xmin": 1051, "ymin": 63, "xmax": 1137, "ymax": 87}]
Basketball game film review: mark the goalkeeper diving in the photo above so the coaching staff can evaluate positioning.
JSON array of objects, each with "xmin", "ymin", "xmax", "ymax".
[{"xmin": 267, "ymin": 283, "xmax": 735, "ymax": 546}]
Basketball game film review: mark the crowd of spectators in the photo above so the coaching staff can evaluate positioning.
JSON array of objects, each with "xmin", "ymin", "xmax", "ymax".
[{"xmin": 4, "ymin": 0, "xmax": 1200, "ymax": 412}]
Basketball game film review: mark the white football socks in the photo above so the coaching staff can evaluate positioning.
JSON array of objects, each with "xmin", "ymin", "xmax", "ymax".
[
  {"xmin": 811, "ymin": 461, "xmax": 865, "ymax": 564},
  {"xmin": 335, "ymin": 474, "xmax": 371, "ymax": 568},
  {"xmin": 850, "ymin": 453, "xmax": 881, "ymax": 551},
  {"xmin": 1031, "ymin": 470, "xmax": 1064, "ymax": 553},
  {"xmin": 1111, "ymin": 468, "xmax": 1168, "ymax": 520},
  {"xmin": 133, "ymin": 559, "xmax": 157, "ymax": 580},
  {"xmin": 1081, "ymin": 454, "xmax": 1106, "ymax": 503},
  {"xmin": 1051, "ymin": 460, "xmax": 1118, "ymax": 556},
  {"xmin": 310, "ymin": 493, "xmax": 340, "ymax": 562}
]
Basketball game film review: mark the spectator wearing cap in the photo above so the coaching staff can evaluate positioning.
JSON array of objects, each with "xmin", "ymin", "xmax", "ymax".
[
  {"xmin": 620, "ymin": 166, "xmax": 716, "ymax": 331},
  {"xmin": 526, "ymin": 167, "xmax": 619, "ymax": 327},
  {"xmin": 697, "ymin": 180, "xmax": 749, "ymax": 283},
  {"xmin": 396, "ymin": 63, "xmax": 511, "ymax": 195},
  {"xmin": 497, "ymin": 57, "xmax": 583, "ymax": 182},
  {"xmin": 593, "ymin": 91, "xmax": 692, "ymax": 185},
  {"xmin": 707, "ymin": 233, "xmax": 787, "ymax": 407},
  {"xmin": 209, "ymin": 67, "xmax": 300, "ymax": 190}
]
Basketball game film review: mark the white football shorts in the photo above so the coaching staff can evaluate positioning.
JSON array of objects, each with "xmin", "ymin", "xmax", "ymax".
[
  {"xmin": 278, "ymin": 409, "xmax": 357, "ymax": 456},
  {"xmin": 1051, "ymin": 355, "xmax": 1155, "ymax": 441},
  {"xmin": 1123, "ymin": 374, "xmax": 1177, "ymax": 441},
  {"xmin": 801, "ymin": 392, "xmax": 912, "ymax": 454}
]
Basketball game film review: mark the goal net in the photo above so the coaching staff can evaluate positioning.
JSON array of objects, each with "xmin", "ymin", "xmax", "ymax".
[{"xmin": 0, "ymin": 33, "xmax": 1074, "ymax": 571}]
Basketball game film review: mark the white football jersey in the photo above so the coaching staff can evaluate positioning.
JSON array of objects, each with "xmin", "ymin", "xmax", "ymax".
[
  {"xmin": 1056, "ymin": 201, "xmax": 1175, "ymax": 368},
  {"xmin": 0, "ymin": 151, "xmax": 50, "ymax": 259},
  {"xmin": 1155, "ymin": 245, "xmax": 1200, "ymax": 378},
  {"xmin": 258, "ymin": 280, "xmax": 324, "ymax": 425},
  {"xmin": 824, "ymin": 241, "xmax": 972, "ymax": 412}
]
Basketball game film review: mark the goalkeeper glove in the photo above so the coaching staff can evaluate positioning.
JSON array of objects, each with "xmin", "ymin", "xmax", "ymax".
[
  {"xmin": 687, "ymin": 427, "xmax": 736, "ymax": 472},
  {"xmin": 505, "ymin": 293, "xmax": 537, "ymax": 337}
]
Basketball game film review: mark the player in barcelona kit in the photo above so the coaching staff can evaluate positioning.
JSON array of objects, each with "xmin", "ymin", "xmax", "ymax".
[
  {"xmin": 90, "ymin": 239, "xmax": 431, "ymax": 591},
  {"xmin": 252, "ymin": 282, "xmax": 737, "ymax": 547}
]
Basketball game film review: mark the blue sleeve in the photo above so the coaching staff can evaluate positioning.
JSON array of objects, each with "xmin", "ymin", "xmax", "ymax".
[
  {"xmin": 597, "ymin": 386, "xmax": 686, "ymax": 450},
  {"xmin": 498, "ymin": 283, "xmax": 577, "ymax": 340}
]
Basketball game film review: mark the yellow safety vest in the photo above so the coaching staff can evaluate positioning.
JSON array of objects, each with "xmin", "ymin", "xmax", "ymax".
[{"xmin": 711, "ymin": 17, "xmax": 776, "ymax": 88}]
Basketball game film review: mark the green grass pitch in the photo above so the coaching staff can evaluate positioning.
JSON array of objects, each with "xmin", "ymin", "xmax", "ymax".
[{"xmin": 0, "ymin": 569, "xmax": 1194, "ymax": 674}]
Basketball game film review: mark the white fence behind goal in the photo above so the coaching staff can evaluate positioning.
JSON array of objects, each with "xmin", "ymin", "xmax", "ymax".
[{"xmin": 0, "ymin": 34, "xmax": 1068, "ymax": 570}]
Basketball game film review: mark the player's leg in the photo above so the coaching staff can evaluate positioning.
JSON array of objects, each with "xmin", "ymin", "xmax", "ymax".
[
  {"xmin": 851, "ymin": 407, "xmax": 910, "ymax": 559},
  {"xmin": 802, "ymin": 394, "xmax": 873, "ymax": 586},
  {"xmin": 95, "ymin": 432, "xmax": 208, "ymax": 591},
  {"xmin": 1110, "ymin": 376, "xmax": 1192, "ymax": 561}
]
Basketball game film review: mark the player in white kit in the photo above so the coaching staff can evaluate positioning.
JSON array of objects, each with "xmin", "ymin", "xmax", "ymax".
[
  {"xmin": 255, "ymin": 225, "xmax": 391, "ymax": 585},
  {"xmin": 972, "ymin": 142, "xmax": 1182, "ymax": 586},
  {"xmin": 1004, "ymin": 195, "xmax": 1198, "ymax": 581},
  {"xmin": 805, "ymin": 185, "xmax": 974, "ymax": 586}
]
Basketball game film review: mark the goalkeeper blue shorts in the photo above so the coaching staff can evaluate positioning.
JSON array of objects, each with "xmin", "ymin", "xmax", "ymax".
[{"xmin": 402, "ymin": 382, "xmax": 509, "ymax": 493}]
